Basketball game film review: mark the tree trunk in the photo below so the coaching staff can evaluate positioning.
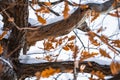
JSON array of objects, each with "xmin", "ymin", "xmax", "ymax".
[{"xmin": 0, "ymin": 0, "xmax": 29, "ymax": 79}]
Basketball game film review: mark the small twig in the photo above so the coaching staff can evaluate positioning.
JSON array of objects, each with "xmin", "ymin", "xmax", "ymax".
[
  {"xmin": 73, "ymin": 30, "xmax": 86, "ymax": 49},
  {"xmin": 2, "ymin": 8, "xmax": 41, "ymax": 30}
]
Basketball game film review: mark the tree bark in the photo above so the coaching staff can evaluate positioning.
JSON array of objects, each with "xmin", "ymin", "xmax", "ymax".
[{"xmin": 0, "ymin": 0, "xmax": 29, "ymax": 79}]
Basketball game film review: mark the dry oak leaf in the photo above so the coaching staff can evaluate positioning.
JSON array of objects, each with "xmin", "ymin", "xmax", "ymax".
[
  {"xmin": 91, "ymin": 71, "xmax": 105, "ymax": 79},
  {"xmin": 80, "ymin": 50, "xmax": 98, "ymax": 61},
  {"xmin": 111, "ymin": 40, "xmax": 120, "ymax": 48},
  {"xmin": 41, "ymin": 67, "xmax": 60, "ymax": 78},
  {"xmin": 99, "ymin": 48, "xmax": 111, "ymax": 59},
  {"xmin": 62, "ymin": 1, "xmax": 70, "ymax": 19},
  {"xmin": 63, "ymin": 45, "xmax": 70, "ymax": 51},
  {"xmin": 110, "ymin": 61, "xmax": 120, "ymax": 75},
  {"xmin": 35, "ymin": 13, "xmax": 46, "ymax": 24},
  {"xmin": 68, "ymin": 35, "xmax": 76, "ymax": 41}
]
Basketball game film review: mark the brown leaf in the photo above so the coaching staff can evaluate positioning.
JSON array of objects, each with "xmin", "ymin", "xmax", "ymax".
[
  {"xmin": 68, "ymin": 35, "xmax": 76, "ymax": 41},
  {"xmin": 36, "ymin": 7, "xmax": 50, "ymax": 13},
  {"xmin": 35, "ymin": 13, "xmax": 46, "ymax": 24},
  {"xmin": 63, "ymin": 46, "xmax": 70, "ymax": 51},
  {"xmin": 44, "ymin": 2, "xmax": 51, "ymax": 6},
  {"xmin": 62, "ymin": 1, "xmax": 70, "ymax": 19},
  {"xmin": 0, "ymin": 31, "xmax": 8, "ymax": 40},
  {"xmin": 0, "ymin": 45, "xmax": 3, "ymax": 55},
  {"xmin": 111, "ymin": 40, "xmax": 120, "ymax": 48},
  {"xmin": 99, "ymin": 48, "xmax": 111, "ymax": 59},
  {"xmin": 80, "ymin": 50, "xmax": 98, "ymax": 61},
  {"xmin": 110, "ymin": 62, "xmax": 120, "ymax": 75},
  {"xmin": 91, "ymin": 11, "xmax": 100, "ymax": 22}
]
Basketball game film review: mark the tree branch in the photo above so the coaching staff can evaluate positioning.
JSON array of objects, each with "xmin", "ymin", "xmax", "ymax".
[{"xmin": 18, "ymin": 61, "xmax": 112, "ymax": 79}]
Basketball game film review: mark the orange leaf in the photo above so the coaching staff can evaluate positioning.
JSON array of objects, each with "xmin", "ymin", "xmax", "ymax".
[
  {"xmin": 63, "ymin": 46, "xmax": 70, "ymax": 51},
  {"xmin": 110, "ymin": 62, "xmax": 120, "ymax": 75},
  {"xmin": 35, "ymin": 13, "xmax": 46, "ymax": 24},
  {"xmin": 0, "ymin": 45, "xmax": 3, "ymax": 55},
  {"xmin": 111, "ymin": 40, "xmax": 120, "ymax": 48},
  {"xmin": 0, "ymin": 31, "xmax": 8, "ymax": 40},
  {"xmin": 80, "ymin": 50, "xmax": 98, "ymax": 61},
  {"xmin": 44, "ymin": 2, "xmax": 51, "ymax": 6},
  {"xmin": 41, "ymin": 67, "xmax": 60, "ymax": 78},
  {"xmin": 36, "ymin": 7, "xmax": 50, "ymax": 13},
  {"xmin": 68, "ymin": 35, "xmax": 76, "ymax": 41},
  {"xmin": 62, "ymin": 1, "xmax": 70, "ymax": 19},
  {"xmin": 99, "ymin": 48, "xmax": 111, "ymax": 59}
]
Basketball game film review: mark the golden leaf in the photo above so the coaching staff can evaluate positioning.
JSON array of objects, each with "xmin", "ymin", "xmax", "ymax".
[
  {"xmin": 99, "ymin": 48, "xmax": 111, "ymax": 59},
  {"xmin": 35, "ymin": 13, "xmax": 46, "ymax": 24},
  {"xmin": 41, "ymin": 67, "xmax": 60, "ymax": 78},
  {"xmin": 62, "ymin": 1, "xmax": 70, "ymax": 19}
]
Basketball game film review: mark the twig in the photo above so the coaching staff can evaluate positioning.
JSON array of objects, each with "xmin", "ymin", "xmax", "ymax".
[{"xmin": 73, "ymin": 30, "xmax": 86, "ymax": 49}]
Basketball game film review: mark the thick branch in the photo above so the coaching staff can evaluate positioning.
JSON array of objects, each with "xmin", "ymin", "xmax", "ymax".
[
  {"xmin": 26, "ymin": 0, "xmax": 115, "ymax": 46},
  {"xmin": 26, "ymin": 8, "xmax": 88, "ymax": 46},
  {"xmin": 18, "ymin": 61, "xmax": 111, "ymax": 79}
]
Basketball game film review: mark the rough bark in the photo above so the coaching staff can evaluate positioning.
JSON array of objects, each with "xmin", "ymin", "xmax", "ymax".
[
  {"xmin": 0, "ymin": 0, "xmax": 29, "ymax": 79},
  {"xmin": 18, "ymin": 61, "xmax": 112, "ymax": 79}
]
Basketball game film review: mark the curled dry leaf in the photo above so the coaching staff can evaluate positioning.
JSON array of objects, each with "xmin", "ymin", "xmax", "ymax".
[{"xmin": 111, "ymin": 40, "xmax": 120, "ymax": 48}]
